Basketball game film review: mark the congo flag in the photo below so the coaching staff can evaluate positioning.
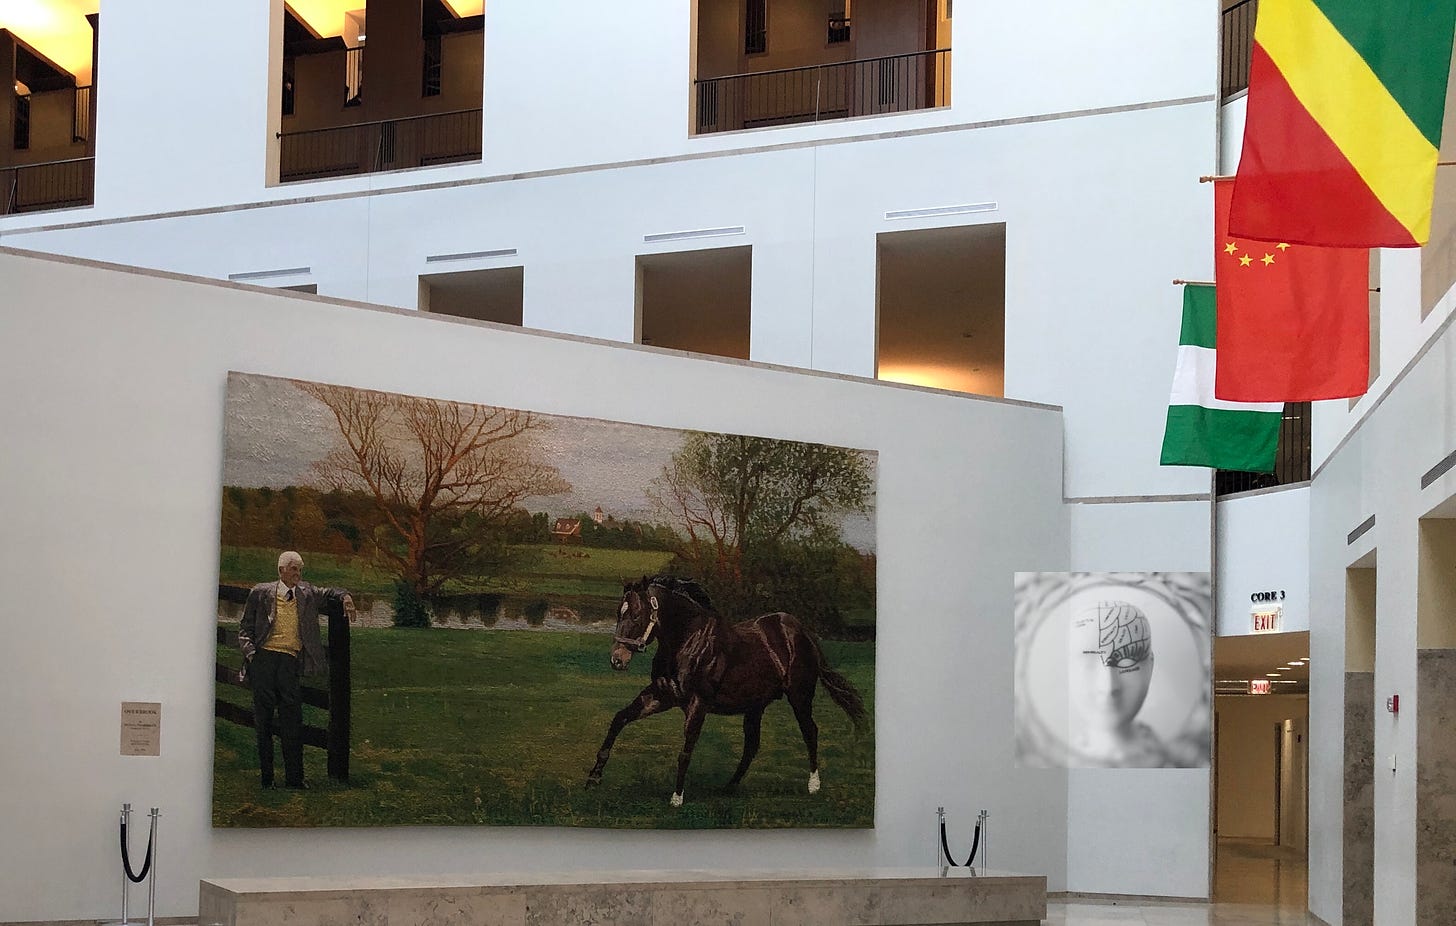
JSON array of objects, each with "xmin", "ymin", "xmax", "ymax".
[{"xmin": 1229, "ymin": 0, "xmax": 1456, "ymax": 248}]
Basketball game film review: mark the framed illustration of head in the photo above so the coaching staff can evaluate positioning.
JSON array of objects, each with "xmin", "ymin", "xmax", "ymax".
[
  {"xmin": 212, "ymin": 372, "xmax": 876, "ymax": 828},
  {"xmin": 1013, "ymin": 572, "xmax": 1212, "ymax": 769}
]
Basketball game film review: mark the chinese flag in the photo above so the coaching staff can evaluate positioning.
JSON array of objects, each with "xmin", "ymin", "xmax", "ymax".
[{"xmin": 1214, "ymin": 179, "xmax": 1369, "ymax": 401}]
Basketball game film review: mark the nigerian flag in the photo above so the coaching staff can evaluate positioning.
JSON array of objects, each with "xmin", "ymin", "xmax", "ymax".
[{"xmin": 1161, "ymin": 284, "xmax": 1282, "ymax": 473}]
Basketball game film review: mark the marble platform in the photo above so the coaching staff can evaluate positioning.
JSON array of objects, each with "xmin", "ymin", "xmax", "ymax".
[{"xmin": 198, "ymin": 866, "xmax": 1046, "ymax": 926}]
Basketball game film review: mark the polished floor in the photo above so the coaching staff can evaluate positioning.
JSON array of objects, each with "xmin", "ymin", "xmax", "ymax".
[{"xmin": 1045, "ymin": 837, "xmax": 1315, "ymax": 924}]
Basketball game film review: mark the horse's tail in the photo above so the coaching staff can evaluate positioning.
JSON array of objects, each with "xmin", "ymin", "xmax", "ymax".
[{"xmin": 811, "ymin": 636, "xmax": 868, "ymax": 733}]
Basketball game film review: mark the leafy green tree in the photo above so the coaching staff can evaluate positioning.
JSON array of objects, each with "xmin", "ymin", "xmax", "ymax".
[{"xmin": 651, "ymin": 433, "xmax": 874, "ymax": 633}]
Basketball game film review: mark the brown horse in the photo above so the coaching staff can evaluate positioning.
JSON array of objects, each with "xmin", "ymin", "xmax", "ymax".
[{"xmin": 585, "ymin": 575, "xmax": 867, "ymax": 806}]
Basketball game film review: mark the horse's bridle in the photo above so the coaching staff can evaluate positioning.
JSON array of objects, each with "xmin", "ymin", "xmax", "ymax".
[{"xmin": 613, "ymin": 590, "xmax": 660, "ymax": 652}]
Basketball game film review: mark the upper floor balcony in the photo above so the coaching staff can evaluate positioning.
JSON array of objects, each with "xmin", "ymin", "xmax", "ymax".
[
  {"xmin": 693, "ymin": 0, "xmax": 951, "ymax": 135},
  {"xmin": 277, "ymin": 0, "xmax": 482, "ymax": 183},
  {"xmin": 1220, "ymin": 0, "xmax": 1256, "ymax": 101},
  {"xmin": 1, "ymin": 14, "xmax": 98, "ymax": 216}
]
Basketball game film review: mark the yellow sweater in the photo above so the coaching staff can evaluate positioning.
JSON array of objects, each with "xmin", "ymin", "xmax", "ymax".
[{"xmin": 263, "ymin": 589, "xmax": 302, "ymax": 655}]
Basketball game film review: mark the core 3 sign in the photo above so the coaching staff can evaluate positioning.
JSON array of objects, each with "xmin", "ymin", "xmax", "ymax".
[{"xmin": 1250, "ymin": 590, "xmax": 1285, "ymax": 633}]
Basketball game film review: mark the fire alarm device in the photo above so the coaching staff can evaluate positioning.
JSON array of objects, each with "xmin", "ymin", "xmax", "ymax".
[{"xmin": 1386, "ymin": 694, "xmax": 1399, "ymax": 713}]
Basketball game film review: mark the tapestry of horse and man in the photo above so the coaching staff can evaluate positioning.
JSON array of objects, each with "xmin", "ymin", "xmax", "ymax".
[{"xmin": 213, "ymin": 372, "xmax": 876, "ymax": 829}]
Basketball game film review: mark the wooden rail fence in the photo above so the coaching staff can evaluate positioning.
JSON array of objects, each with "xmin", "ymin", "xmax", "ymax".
[{"xmin": 215, "ymin": 590, "xmax": 351, "ymax": 782}]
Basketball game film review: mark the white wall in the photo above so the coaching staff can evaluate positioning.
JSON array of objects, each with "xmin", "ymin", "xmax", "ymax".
[
  {"xmin": 1306, "ymin": 294, "xmax": 1456, "ymax": 925},
  {"xmin": 1216, "ymin": 487, "xmax": 1311, "ymax": 637},
  {"xmin": 1, "ymin": 98, "xmax": 1216, "ymax": 504},
  {"xmin": 0, "ymin": 249, "xmax": 1070, "ymax": 922},
  {"xmin": 1064, "ymin": 500, "xmax": 1213, "ymax": 898},
  {"xmin": 0, "ymin": 0, "xmax": 1217, "ymax": 223}
]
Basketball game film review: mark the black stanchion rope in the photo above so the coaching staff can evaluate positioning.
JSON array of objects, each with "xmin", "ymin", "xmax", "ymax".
[
  {"xmin": 119, "ymin": 818, "xmax": 152, "ymax": 883},
  {"xmin": 939, "ymin": 817, "xmax": 981, "ymax": 868}
]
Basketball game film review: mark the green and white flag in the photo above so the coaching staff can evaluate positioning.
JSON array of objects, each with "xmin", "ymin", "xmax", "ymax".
[{"xmin": 1161, "ymin": 284, "xmax": 1282, "ymax": 473}]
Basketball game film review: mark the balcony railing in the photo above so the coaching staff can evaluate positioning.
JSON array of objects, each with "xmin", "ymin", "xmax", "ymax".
[
  {"xmin": 1221, "ymin": 0, "xmax": 1258, "ymax": 100},
  {"xmin": 695, "ymin": 48, "xmax": 950, "ymax": 135},
  {"xmin": 1, "ymin": 156, "xmax": 95, "ymax": 215},
  {"xmin": 73, "ymin": 86, "xmax": 92, "ymax": 142},
  {"xmin": 1216, "ymin": 402, "xmax": 1310, "ymax": 496},
  {"xmin": 279, "ymin": 108, "xmax": 482, "ymax": 183}
]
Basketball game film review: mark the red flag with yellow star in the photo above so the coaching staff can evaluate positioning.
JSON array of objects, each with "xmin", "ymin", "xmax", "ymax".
[{"xmin": 1214, "ymin": 179, "xmax": 1369, "ymax": 401}]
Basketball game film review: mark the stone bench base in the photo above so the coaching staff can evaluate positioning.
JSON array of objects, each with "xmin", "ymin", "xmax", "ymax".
[{"xmin": 199, "ymin": 867, "xmax": 1046, "ymax": 926}]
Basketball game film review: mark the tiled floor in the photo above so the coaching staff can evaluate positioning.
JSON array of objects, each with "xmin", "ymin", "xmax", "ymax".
[{"xmin": 1044, "ymin": 837, "xmax": 1316, "ymax": 924}]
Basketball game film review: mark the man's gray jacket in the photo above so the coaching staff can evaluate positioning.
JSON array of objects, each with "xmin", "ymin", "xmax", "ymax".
[{"xmin": 238, "ymin": 581, "xmax": 348, "ymax": 675}]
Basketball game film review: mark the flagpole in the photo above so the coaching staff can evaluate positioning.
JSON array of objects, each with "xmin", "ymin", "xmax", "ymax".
[
  {"xmin": 1173, "ymin": 280, "xmax": 1214, "ymax": 286},
  {"xmin": 1206, "ymin": 163, "xmax": 1454, "ymax": 181}
]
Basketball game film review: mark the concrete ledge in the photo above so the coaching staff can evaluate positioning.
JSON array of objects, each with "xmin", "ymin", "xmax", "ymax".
[{"xmin": 199, "ymin": 867, "xmax": 1047, "ymax": 926}]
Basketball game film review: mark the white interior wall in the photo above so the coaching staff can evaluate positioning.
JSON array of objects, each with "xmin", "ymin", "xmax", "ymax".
[
  {"xmin": 1, "ymin": 99, "xmax": 1215, "ymax": 504},
  {"xmin": 1307, "ymin": 295, "xmax": 1456, "ymax": 925},
  {"xmin": 0, "ymin": 249, "xmax": 1069, "ymax": 923},
  {"xmin": 0, "ymin": 0, "xmax": 1214, "ymax": 226},
  {"xmin": 1064, "ymin": 500, "xmax": 1213, "ymax": 898},
  {"xmin": 1216, "ymin": 488, "xmax": 1311, "ymax": 637}
]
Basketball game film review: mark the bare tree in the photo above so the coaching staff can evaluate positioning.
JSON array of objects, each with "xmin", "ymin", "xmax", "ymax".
[{"xmin": 298, "ymin": 382, "xmax": 568, "ymax": 599}]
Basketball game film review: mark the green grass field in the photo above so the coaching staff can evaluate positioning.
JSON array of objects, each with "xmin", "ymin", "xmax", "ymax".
[{"xmin": 213, "ymin": 627, "xmax": 874, "ymax": 829}]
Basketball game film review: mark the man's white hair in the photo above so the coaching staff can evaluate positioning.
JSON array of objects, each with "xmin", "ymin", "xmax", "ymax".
[{"xmin": 278, "ymin": 551, "xmax": 303, "ymax": 570}]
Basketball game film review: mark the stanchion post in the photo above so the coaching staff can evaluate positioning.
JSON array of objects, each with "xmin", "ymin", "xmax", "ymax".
[
  {"xmin": 146, "ymin": 808, "xmax": 159, "ymax": 926},
  {"xmin": 935, "ymin": 806, "xmax": 946, "ymax": 868},
  {"xmin": 980, "ymin": 809, "xmax": 989, "ymax": 872},
  {"xmin": 119, "ymin": 804, "xmax": 132, "ymax": 925}
]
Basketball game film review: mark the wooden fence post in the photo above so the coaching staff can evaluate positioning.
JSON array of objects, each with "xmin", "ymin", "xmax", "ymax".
[{"xmin": 326, "ymin": 608, "xmax": 351, "ymax": 782}]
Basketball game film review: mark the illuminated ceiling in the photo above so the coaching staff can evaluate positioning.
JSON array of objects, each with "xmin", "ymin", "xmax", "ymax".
[
  {"xmin": 288, "ymin": 0, "xmax": 483, "ymax": 37},
  {"xmin": 0, "ymin": 0, "xmax": 98, "ymax": 85}
]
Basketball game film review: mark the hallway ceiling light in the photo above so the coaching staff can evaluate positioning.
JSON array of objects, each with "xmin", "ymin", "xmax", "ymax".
[{"xmin": 1267, "ymin": 672, "xmax": 1282, "ymax": 677}]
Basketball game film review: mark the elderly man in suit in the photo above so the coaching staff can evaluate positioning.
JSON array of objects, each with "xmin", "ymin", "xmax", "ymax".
[{"xmin": 239, "ymin": 551, "xmax": 357, "ymax": 789}]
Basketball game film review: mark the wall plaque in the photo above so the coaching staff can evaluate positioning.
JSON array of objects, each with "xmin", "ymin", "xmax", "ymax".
[{"xmin": 121, "ymin": 702, "xmax": 161, "ymax": 757}]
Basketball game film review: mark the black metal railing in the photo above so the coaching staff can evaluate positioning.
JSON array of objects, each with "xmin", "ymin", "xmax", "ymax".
[
  {"xmin": 695, "ymin": 48, "xmax": 950, "ymax": 134},
  {"xmin": 279, "ymin": 108, "xmax": 482, "ymax": 182},
  {"xmin": 73, "ymin": 85, "xmax": 92, "ymax": 142},
  {"xmin": 1, "ymin": 156, "xmax": 95, "ymax": 215},
  {"xmin": 1221, "ymin": 0, "xmax": 1258, "ymax": 100},
  {"xmin": 1216, "ymin": 401, "xmax": 1311, "ymax": 496},
  {"xmin": 344, "ymin": 46, "xmax": 364, "ymax": 106}
]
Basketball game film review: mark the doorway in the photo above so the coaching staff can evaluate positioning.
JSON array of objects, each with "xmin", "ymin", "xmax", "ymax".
[{"xmin": 1211, "ymin": 630, "xmax": 1309, "ymax": 906}]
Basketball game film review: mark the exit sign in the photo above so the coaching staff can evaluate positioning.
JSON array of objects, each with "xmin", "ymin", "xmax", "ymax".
[
  {"xmin": 1252, "ymin": 605, "xmax": 1283, "ymax": 633},
  {"xmin": 1250, "ymin": 679, "xmax": 1272, "ymax": 695}
]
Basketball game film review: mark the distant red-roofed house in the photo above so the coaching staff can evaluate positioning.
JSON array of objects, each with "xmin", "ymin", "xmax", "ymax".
[{"xmin": 551, "ymin": 517, "xmax": 581, "ymax": 544}]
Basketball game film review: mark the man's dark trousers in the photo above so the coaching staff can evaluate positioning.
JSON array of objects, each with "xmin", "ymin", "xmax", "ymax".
[{"xmin": 250, "ymin": 648, "xmax": 304, "ymax": 787}]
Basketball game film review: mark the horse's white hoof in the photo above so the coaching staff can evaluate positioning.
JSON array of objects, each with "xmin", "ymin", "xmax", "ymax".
[
  {"xmin": 808, "ymin": 771, "xmax": 821, "ymax": 794},
  {"xmin": 670, "ymin": 792, "xmax": 683, "ymax": 807}
]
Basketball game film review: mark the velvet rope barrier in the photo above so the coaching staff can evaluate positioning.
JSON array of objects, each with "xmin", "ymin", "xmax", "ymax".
[
  {"xmin": 936, "ymin": 807, "xmax": 983, "ymax": 868},
  {"xmin": 119, "ymin": 813, "xmax": 153, "ymax": 884}
]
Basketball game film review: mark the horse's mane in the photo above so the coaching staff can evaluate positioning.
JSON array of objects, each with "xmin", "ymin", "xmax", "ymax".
[{"xmin": 645, "ymin": 575, "xmax": 716, "ymax": 613}]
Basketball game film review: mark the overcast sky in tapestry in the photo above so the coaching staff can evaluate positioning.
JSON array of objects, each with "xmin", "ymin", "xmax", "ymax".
[{"xmin": 222, "ymin": 374, "xmax": 875, "ymax": 552}]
